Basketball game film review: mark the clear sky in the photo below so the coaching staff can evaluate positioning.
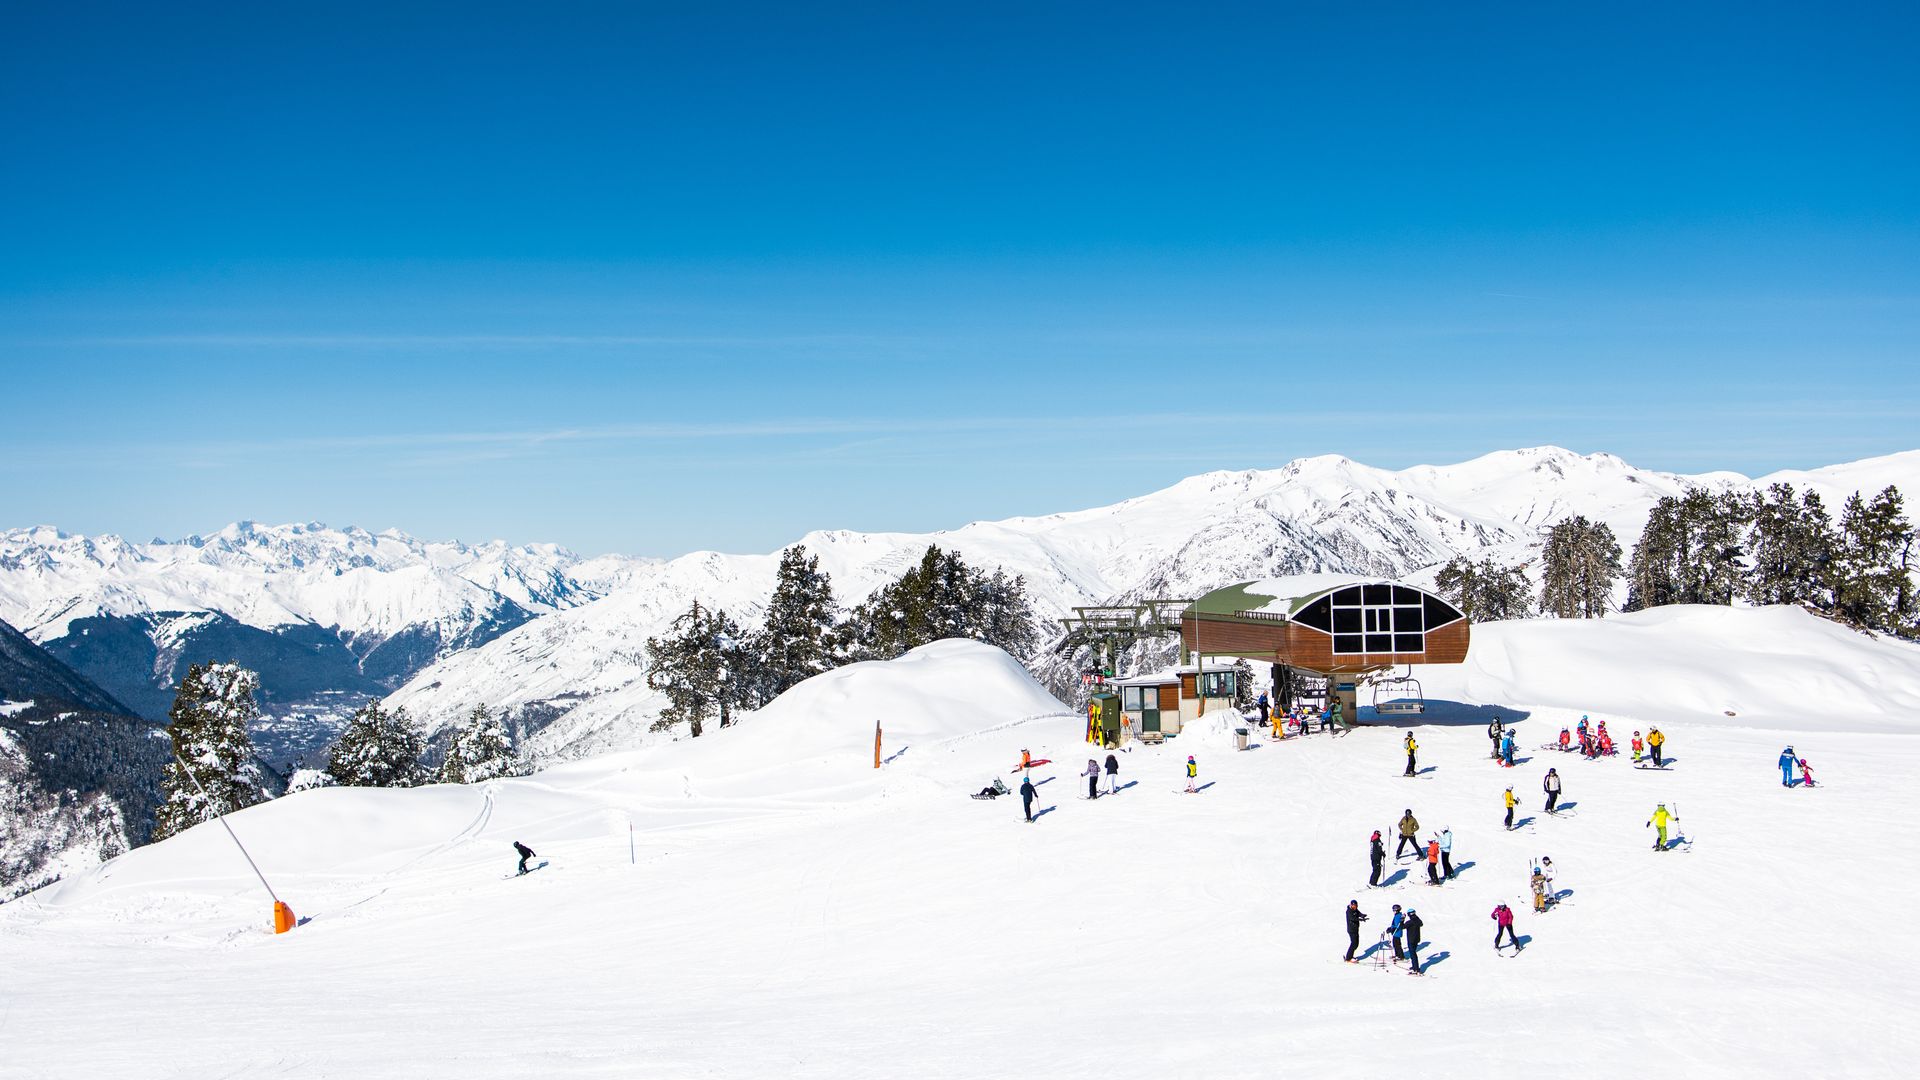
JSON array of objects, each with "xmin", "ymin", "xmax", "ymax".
[{"xmin": 2, "ymin": 1, "xmax": 1916, "ymax": 556}]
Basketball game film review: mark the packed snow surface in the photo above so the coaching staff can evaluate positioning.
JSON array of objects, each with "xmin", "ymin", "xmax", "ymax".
[{"xmin": 6, "ymin": 623, "xmax": 1920, "ymax": 1077}]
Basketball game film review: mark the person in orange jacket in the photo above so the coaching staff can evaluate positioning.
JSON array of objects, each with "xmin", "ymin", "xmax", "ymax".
[{"xmin": 1425, "ymin": 836, "xmax": 1442, "ymax": 884}]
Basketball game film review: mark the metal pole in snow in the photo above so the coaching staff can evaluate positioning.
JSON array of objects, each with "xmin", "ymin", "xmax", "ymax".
[
  {"xmin": 176, "ymin": 753, "xmax": 281, "ymax": 906},
  {"xmin": 629, "ymin": 820, "xmax": 636, "ymax": 866}
]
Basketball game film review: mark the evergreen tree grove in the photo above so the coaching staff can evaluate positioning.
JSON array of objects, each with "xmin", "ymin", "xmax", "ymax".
[
  {"xmin": 438, "ymin": 704, "xmax": 520, "ymax": 784},
  {"xmin": 328, "ymin": 698, "xmax": 426, "ymax": 788},
  {"xmin": 1433, "ymin": 556, "xmax": 1533, "ymax": 621},
  {"xmin": 750, "ymin": 545, "xmax": 842, "ymax": 704},
  {"xmin": 152, "ymin": 662, "xmax": 269, "ymax": 842},
  {"xmin": 1538, "ymin": 515, "xmax": 1623, "ymax": 619},
  {"xmin": 646, "ymin": 601, "xmax": 753, "ymax": 738}
]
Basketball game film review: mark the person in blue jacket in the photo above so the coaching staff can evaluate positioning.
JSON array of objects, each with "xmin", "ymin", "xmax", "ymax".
[
  {"xmin": 1389, "ymin": 903, "xmax": 1406, "ymax": 961},
  {"xmin": 1501, "ymin": 729, "xmax": 1517, "ymax": 768},
  {"xmin": 1779, "ymin": 746, "xmax": 1799, "ymax": 787}
]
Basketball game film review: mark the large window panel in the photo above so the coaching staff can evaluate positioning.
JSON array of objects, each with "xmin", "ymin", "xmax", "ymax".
[
  {"xmin": 1334, "ymin": 633, "xmax": 1363, "ymax": 654},
  {"xmin": 1366, "ymin": 633, "xmax": 1394, "ymax": 653},
  {"xmin": 1394, "ymin": 633, "xmax": 1425, "ymax": 653}
]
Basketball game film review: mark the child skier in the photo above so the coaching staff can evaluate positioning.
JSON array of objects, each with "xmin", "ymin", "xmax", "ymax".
[
  {"xmin": 1105, "ymin": 752, "xmax": 1120, "ymax": 795},
  {"xmin": 1631, "ymin": 731, "xmax": 1645, "ymax": 764},
  {"xmin": 513, "ymin": 841, "xmax": 538, "ymax": 876},
  {"xmin": 1501, "ymin": 728, "xmax": 1517, "ymax": 768},
  {"xmin": 1389, "ymin": 904, "xmax": 1406, "ymax": 960},
  {"xmin": 1185, "ymin": 755, "xmax": 1198, "ymax": 793},
  {"xmin": 1529, "ymin": 865, "xmax": 1548, "ymax": 912},
  {"xmin": 1084, "ymin": 758, "xmax": 1101, "ymax": 800},
  {"xmin": 1647, "ymin": 803, "xmax": 1675, "ymax": 850},
  {"xmin": 1598, "ymin": 730, "xmax": 1615, "ymax": 756},
  {"xmin": 1404, "ymin": 732, "xmax": 1419, "ymax": 777},
  {"xmin": 1503, "ymin": 786, "xmax": 1516, "ymax": 830},
  {"xmin": 1425, "ymin": 836, "xmax": 1442, "ymax": 884},
  {"xmin": 1800, "ymin": 758, "xmax": 1815, "ymax": 788},
  {"xmin": 1558, "ymin": 727, "xmax": 1571, "ymax": 752},
  {"xmin": 1492, "ymin": 902, "xmax": 1520, "ymax": 951}
]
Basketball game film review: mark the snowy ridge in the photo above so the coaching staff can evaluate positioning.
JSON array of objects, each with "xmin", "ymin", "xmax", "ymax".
[{"xmin": 387, "ymin": 447, "xmax": 1920, "ymax": 755}]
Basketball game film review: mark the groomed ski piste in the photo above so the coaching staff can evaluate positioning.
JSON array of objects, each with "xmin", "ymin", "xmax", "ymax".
[{"xmin": 5, "ymin": 608, "xmax": 1920, "ymax": 1078}]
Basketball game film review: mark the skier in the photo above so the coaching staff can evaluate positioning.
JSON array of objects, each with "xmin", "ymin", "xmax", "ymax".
[
  {"xmin": 1647, "ymin": 803, "xmax": 1675, "ymax": 850},
  {"xmin": 1800, "ymin": 758, "xmax": 1816, "ymax": 788},
  {"xmin": 1185, "ymin": 754, "xmax": 1199, "ymax": 793},
  {"xmin": 1344, "ymin": 900, "xmax": 1369, "ymax": 962},
  {"xmin": 1425, "ymin": 836, "xmax": 1442, "ymax": 885},
  {"xmin": 1389, "ymin": 904, "xmax": 1406, "ymax": 961},
  {"xmin": 1557, "ymin": 726, "xmax": 1571, "ymax": 753},
  {"xmin": 1492, "ymin": 902, "xmax": 1520, "ymax": 951},
  {"xmin": 1396, "ymin": 809, "xmax": 1421, "ymax": 858},
  {"xmin": 1084, "ymin": 758, "xmax": 1101, "ymax": 800},
  {"xmin": 1404, "ymin": 732, "xmax": 1419, "ymax": 777},
  {"xmin": 1330, "ymin": 698, "xmax": 1345, "ymax": 728},
  {"xmin": 1369, "ymin": 829, "xmax": 1386, "ymax": 887},
  {"xmin": 1578, "ymin": 728, "xmax": 1595, "ymax": 758},
  {"xmin": 1256, "ymin": 691, "xmax": 1270, "ymax": 728},
  {"xmin": 513, "ymin": 840, "xmax": 537, "ymax": 876},
  {"xmin": 1439, "ymin": 827, "xmax": 1456, "ymax": 878},
  {"xmin": 1648, "ymin": 726, "xmax": 1666, "ymax": 767},
  {"xmin": 1105, "ymin": 752, "xmax": 1120, "ymax": 795},
  {"xmin": 1538, "ymin": 856, "xmax": 1557, "ymax": 904},
  {"xmin": 1577, "ymin": 715, "xmax": 1590, "ymax": 740},
  {"xmin": 1530, "ymin": 865, "xmax": 1548, "ymax": 912},
  {"xmin": 1631, "ymin": 731, "xmax": 1645, "ymax": 764},
  {"xmin": 1488, "ymin": 716, "xmax": 1505, "ymax": 759},
  {"xmin": 1501, "ymin": 728, "xmax": 1517, "ymax": 768},
  {"xmin": 1020, "ymin": 776, "xmax": 1037, "ymax": 823},
  {"xmin": 1779, "ymin": 746, "xmax": 1799, "ymax": 787},
  {"xmin": 1404, "ymin": 908, "xmax": 1425, "ymax": 975},
  {"xmin": 1503, "ymin": 786, "xmax": 1516, "ymax": 830},
  {"xmin": 1543, "ymin": 767, "xmax": 1562, "ymax": 813},
  {"xmin": 1020, "ymin": 748, "xmax": 1033, "ymax": 772}
]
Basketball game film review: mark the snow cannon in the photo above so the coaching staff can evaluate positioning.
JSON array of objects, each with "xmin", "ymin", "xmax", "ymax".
[{"xmin": 273, "ymin": 901, "xmax": 296, "ymax": 934}]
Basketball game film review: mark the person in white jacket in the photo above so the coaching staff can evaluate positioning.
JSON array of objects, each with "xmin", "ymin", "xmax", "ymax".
[
  {"xmin": 1084, "ymin": 758, "xmax": 1101, "ymax": 800},
  {"xmin": 1439, "ymin": 828, "xmax": 1455, "ymax": 879},
  {"xmin": 1544, "ymin": 768, "xmax": 1563, "ymax": 813}
]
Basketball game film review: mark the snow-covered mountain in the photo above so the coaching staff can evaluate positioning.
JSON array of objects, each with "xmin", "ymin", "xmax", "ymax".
[
  {"xmin": 384, "ymin": 446, "xmax": 1920, "ymax": 760},
  {"xmin": 0, "ymin": 522, "xmax": 646, "ymax": 763}
]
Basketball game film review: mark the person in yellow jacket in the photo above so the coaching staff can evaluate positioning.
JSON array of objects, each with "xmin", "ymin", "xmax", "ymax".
[
  {"xmin": 1648, "ymin": 727, "xmax": 1667, "ymax": 767},
  {"xmin": 1185, "ymin": 754, "xmax": 1198, "ymax": 793},
  {"xmin": 1647, "ymin": 803, "xmax": 1676, "ymax": 851},
  {"xmin": 1503, "ymin": 786, "xmax": 1517, "ymax": 830},
  {"xmin": 1403, "ymin": 733, "xmax": 1419, "ymax": 777}
]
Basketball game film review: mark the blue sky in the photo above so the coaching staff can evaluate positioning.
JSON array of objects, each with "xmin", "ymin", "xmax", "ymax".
[{"xmin": 2, "ymin": 1, "xmax": 1916, "ymax": 556}]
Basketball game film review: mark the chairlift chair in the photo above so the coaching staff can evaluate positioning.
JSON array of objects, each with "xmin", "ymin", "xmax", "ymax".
[{"xmin": 1371, "ymin": 669, "xmax": 1425, "ymax": 717}]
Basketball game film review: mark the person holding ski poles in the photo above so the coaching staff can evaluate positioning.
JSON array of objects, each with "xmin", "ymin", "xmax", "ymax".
[
  {"xmin": 1104, "ymin": 752, "xmax": 1120, "ymax": 795},
  {"xmin": 1779, "ymin": 746, "xmax": 1799, "ymax": 787},
  {"xmin": 1084, "ymin": 758, "xmax": 1101, "ymax": 800},
  {"xmin": 1389, "ymin": 904, "xmax": 1406, "ymax": 961},
  {"xmin": 1488, "ymin": 716, "xmax": 1505, "ymax": 760},
  {"xmin": 1020, "ymin": 776, "xmax": 1037, "ymax": 823},
  {"xmin": 1425, "ymin": 836, "xmax": 1442, "ymax": 885},
  {"xmin": 1648, "ymin": 727, "xmax": 1665, "ymax": 767},
  {"xmin": 1344, "ymin": 900, "xmax": 1369, "ymax": 961},
  {"xmin": 1404, "ymin": 732, "xmax": 1419, "ymax": 777},
  {"xmin": 1503, "ymin": 786, "xmax": 1516, "ymax": 830},
  {"xmin": 1647, "ymin": 803, "xmax": 1676, "ymax": 850},
  {"xmin": 1543, "ymin": 768, "xmax": 1562, "ymax": 813},
  {"xmin": 1404, "ymin": 908, "xmax": 1425, "ymax": 975},
  {"xmin": 1396, "ymin": 809, "xmax": 1421, "ymax": 858},
  {"xmin": 1369, "ymin": 829, "xmax": 1386, "ymax": 887},
  {"xmin": 1492, "ymin": 902, "xmax": 1520, "ymax": 951}
]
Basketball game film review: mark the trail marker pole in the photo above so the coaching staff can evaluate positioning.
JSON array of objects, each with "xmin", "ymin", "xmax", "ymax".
[{"xmin": 176, "ymin": 753, "xmax": 294, "ymax": 933}]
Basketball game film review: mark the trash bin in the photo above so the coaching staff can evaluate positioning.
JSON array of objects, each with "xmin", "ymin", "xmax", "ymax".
[{"xmin": 1234, "ymin": 728, "xmax": 1249, "ymax": 751}]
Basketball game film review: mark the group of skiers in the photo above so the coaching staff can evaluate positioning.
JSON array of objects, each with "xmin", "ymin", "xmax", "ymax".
[
  {"xmin": 1369, "ymin": 814, "xmax": 1456, "ymax": 887},
  {"xmin": 998, "ymin": 748, "xmax": 1202, "ymax": 822},
  {"xmin": 1485, "ymin": 716, "xmax": 1517, "ymax": 767},
  {"xmin": 1549, "ymin": 716, "xmax": 1666, "ymax": 767},
  {"xmin": 1779, "ymin": 746, "xmax": 1815, "ymax": 788},
  {"xmin": 1257, "ymin": 691, "xmax": 1343, "ymax": 738}
]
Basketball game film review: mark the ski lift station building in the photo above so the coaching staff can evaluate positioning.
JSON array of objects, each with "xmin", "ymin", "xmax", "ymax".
[{"xmin": 1180, "ymin": 577, "xmax": 1472, "ymax": 722}]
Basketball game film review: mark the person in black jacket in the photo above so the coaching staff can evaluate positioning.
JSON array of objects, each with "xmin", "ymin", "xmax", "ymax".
[
  {"xmin": 1104, "ymin": 752, "xmax": 1120, "ymax": 795},
  {"xmin": 1020, "ymin": 777, "xmax": 1037, "ymax": 822},
  {"xmin": 1404, "ymin": 909, "xmax": 1425, "ymax": 974},
  {"xmin": 1488, "ymin": 716, "xmax": 1504, "ymax": 759},
  {"xmin": 1368, "ymin": 830, "xmax": 1385, "ymax": 886},
  {"xmin": 1344, "ymin": 900, "xmax": 1369, "ymax": 961},
  {"xmin": 513, "ymin": 841, "xmax": 537, "ymax": 875}
]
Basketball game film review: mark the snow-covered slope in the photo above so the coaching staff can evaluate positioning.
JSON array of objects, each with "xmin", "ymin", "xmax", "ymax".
[
  {"xmin": 6, "ymin": 617, "xmax": 1917, "ymax": 1077},
  {"xmin": 388, "ymin": 447, "xmax": 1920, "ymax": 757}
]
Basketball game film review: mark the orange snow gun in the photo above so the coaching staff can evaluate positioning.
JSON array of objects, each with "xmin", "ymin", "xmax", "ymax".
[{"xmin": 273, "ymin": 901, "xmax": 296, "ymax": 934}]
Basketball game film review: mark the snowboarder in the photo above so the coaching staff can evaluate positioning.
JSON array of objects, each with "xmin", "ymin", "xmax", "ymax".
[
  {"xmin": 1800, "ymin": 759, "xmax": 1815, "ymax": 788},
  {"xmin": 1425, "ymin": 836, "xmax": 1441, "ymax": 885},
  {"xmin": 1404, "ymin": 733, "xmax": 1419, "ymax": 777},
  {"xmin": 1369, "ymin": 829, "xmax": 1386, "ymax": 886},
  {"xmin": 1083, "ymin": 758, "xmax": 1101, "ymax": 799},
  {"xmin": 1488, "ymin": 716, "xmax": 1505, "ymax": 759},
  {"xmin": 1439, "ymin": 827, "xmax": 1455, "ymax": 879},
  {"xmin": 1396, "ymin": 809, "xmax": 1421, "ymax": 858},
  {"xmin": 1501, "ymin": 728, "xmax": 1517, "ymax": 768},
  {"xmin": 1344, "ymin": 900, "xmax": 1369, "ymax": 961},
  {"xmin": 1105, "ymin": 752, "xmax": 1120, "ymax": 795},
  {"xmin": 1779, "ymin": 746, "xmax": 1799, "ymax": 787},
  {"xmin": 1389, "ymin": 903, "xmax": 1406, "ymax": 960},
  {"xmin": 1503, "ymin": 786, "xmax": 1516, "ymax": 830},
  {"xmin": 1543, "ymin": 768, "xmax": 1562, "ymax": 813},
  {"xmin": 1558, "ymin": 727, "xmax": 1571, "ymax": 752},
  {"xmin": 513, "ymin": 841, "xmax": 537, "ymax": 875},
  {"xmin": 1020, "ymin": 776, "xmax": 1037, "ymax": 823},
  {"xmin": 1185, "ymin": 754, "xmax": 1198, "ymax": 793},
  {"xmin": 1404, "ymin": 908, "xmax": 1425, "ymax": 974},
  {"xmin": 1631, "ymin": 731, "xmax": 1645, "ymax": 764},
  {"xmin": 1648, "ymin": 727, "xmax": 1666, "ymax": 767},
  {"xmin": 972, "ymin": 777, "xmax": 1011, "ymax": 799},
  {"xmin": 1647, "ymin": 803, "xmax": 1675, "ymax": 850},
  {"xmin": 1492, "ymin": 902, "xmax": 1519, "ymax": 951}
]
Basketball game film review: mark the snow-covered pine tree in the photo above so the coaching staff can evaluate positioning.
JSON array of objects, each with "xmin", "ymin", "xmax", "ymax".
[
  {"xmin": 751, "ymin": 545, "xmax": 841, "ymax": 704},
  {"xmin": 974, "ymin": 568, "xmax": 1040, "ymax": 659},
  {"xmin": 327, "ymin": 698, "xmax": 426, "ymax": 788},
  {"xmin": 646, "ymin": 601, "xmax": 752, "ymax": 737},
  {"xmin": 1434, "ymin": 556, "xmax": 1533, "ymax": 621},
  {"xmin": 438, "ymin": 703, "xmax": 520, "ymax": 784},
  {"xmin": 1538, "ymin": 515, "xmax": 1622, "ymax": 619},
  {"xmin": 1832, "ymin": 486, "xmax": 1912, "ymax": 633},
  {"xmin": 151, "ymin": 662, "xmax": 270, "ymax": 842},
  {"xmin": 1743, "ymin": 483, "xmax": 1835, "ymax": 610}
]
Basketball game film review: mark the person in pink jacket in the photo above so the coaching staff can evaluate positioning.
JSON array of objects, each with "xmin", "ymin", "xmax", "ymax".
[{"xmin": 1492, "ymin": 902, "xmax": 1520, "ymax": 952}]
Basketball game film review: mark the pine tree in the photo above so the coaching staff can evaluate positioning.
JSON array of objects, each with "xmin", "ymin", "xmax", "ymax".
[
  {"xmin": 438, "ymin": 704, "xmax": 520, "ymax": 784},
  {"xmin": 1626, "ymin": 496, "xmax": 1685, "ymax": 611},
  {"xmin": 1538, "ymin": 515, "xmax": 1622, "ymax": 619},
  {"xmin": 1434, "ymin": 556, "xmax": 1533, "ymax": 621},
  {"xmin": 848, "ymin": 545, "xmax": 1037, "ymax": 661},
  {"xmin": 328, "ymin": 698, "xmax": 426, "ymax": 788},
  {"xmin": 1743, "ymin": 483, "xmax": 1835, "ymax": 609},
  {"xmin": 152, "ymin": 662, "xmax": 269, "ymax": 842},
  {"xmin": 1627, "ymin": 490, "xmax": 1752, "ymax": 610},
  {"xmin": 646, "ymin": 602, "xmax": 752, "ymax": 738},
  {"xmin": 974, "ymin": 568, "xmax": 1040, "ymax": 658},
  {"xmin": 751, "ymin": 546, "xmax": 841, "ymax": 704},
  {"xmin": 1833, "ymin": 486, "xmax": 1912, "ymax": 633}
]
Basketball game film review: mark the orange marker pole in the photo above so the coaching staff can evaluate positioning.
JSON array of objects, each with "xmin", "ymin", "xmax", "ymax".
[{"xmin": 874, "ymin": 720, "xmax": 883, "ymax": 769}]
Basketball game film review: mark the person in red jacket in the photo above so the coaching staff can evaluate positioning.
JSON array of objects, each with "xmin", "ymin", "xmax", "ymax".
[
  {"xmin": 1425, "ymin": 836, "xmax": 1442, "ymax": 884},
  {"xmin": 1492, "ymin": 902, "xmax": 1520, "ymax": 952}
]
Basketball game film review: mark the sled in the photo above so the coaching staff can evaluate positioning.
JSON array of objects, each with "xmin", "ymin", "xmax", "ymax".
[{"xmin": 1010, "ymin": 758, "xmax": 1052, "ymax": 773}]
